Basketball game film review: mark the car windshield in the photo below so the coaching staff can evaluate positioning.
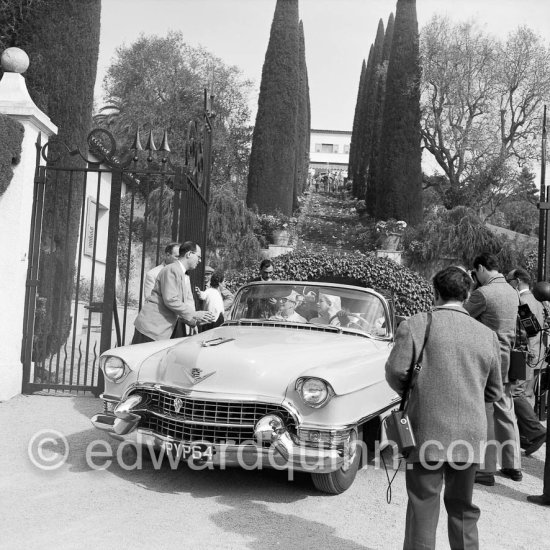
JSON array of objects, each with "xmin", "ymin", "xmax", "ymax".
[{"xmin": 227, "ymin": 283, "xmax": 389, "ymax": 337}]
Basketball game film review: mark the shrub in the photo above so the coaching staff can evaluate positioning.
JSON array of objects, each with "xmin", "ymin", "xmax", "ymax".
[
  {"xmin": 403, "ymin": 206, "xmax": 536, "ymax": 276},
  {"xmin": 225, "ymin": 250, "xmax": 433, "ymax": 316}
]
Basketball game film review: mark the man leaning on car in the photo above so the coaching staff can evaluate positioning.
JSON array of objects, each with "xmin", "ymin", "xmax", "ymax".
[{"xmin": 131, "ymin": 241, "xmax": 215, "ymax": 344}]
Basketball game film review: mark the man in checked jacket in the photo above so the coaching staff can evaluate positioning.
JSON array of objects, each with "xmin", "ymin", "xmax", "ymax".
[{"xmin": 386, "ymin": 266, "xmax": 502, "ymax": 550}]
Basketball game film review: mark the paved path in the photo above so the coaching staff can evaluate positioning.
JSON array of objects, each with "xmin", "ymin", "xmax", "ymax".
[{"xmin": 2, "ymin": 395, "xmax": 547, "ymax": 550}]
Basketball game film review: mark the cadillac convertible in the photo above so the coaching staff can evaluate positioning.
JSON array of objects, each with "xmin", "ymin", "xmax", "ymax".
[{"xmin": 91, "ymin": 281, "xmax": 400, "ymax": 494}]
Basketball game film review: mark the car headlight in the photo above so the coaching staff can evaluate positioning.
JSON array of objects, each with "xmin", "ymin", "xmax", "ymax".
[
  {"xmin": 100, "ymin": 356, "xmax": 129, "ymax": 383},
  {"xmin": 295, "ymin": 377, "xmax": 333, "ymax": 408}
]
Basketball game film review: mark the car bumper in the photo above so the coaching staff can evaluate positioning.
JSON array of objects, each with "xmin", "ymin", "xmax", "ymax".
[{"xmin": 91, "ymin": 412, "xmax": 346, "ymax": 473}]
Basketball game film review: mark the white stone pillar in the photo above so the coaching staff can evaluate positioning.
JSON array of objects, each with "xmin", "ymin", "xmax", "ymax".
[{"xmin": 0, "ymin": 48, "xmax": 57, "ymax": 401}]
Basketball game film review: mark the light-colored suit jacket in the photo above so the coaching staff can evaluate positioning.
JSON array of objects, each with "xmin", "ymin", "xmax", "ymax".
[
  {"xmin": 143, "ymin": 262, "xmax": 165, "ymax": 301},
  {"xmin": 385, "ymin": 306, "xmax": 502, "ymax": 463},
  {"xmin": 464, "ymin": 274, "xmax": 519, "ymax": 382},
  {"xmin": 134, "ymin": 261, "xmax": 197, "ymax": 340}
]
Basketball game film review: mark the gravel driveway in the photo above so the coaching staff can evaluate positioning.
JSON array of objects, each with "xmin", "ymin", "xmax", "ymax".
[{"xmin": 1, "ymin": 395, "xmax": 547, "ymax": 550}]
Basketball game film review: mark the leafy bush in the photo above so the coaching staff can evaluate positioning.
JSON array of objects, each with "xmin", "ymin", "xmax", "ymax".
[
  {"xmin": 225, "ymin": 250, "xmax": 433, "ymax": 316},
  {"xmin": 403, "ymin": 206, "xmax": 536, "ymax": 276}
]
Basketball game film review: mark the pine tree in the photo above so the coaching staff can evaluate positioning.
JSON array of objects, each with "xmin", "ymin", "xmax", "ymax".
[
  {"xmin": 1, "ymin": 0, "xmax": 101, "ymax": 359},
  {"xmin": 357, "ymin": 19, "xmax": 385, "ymax": 200},
  {"xmin": 376, "ymin": 0, "xmax": 423, "ymax": 224},
  {"xmin": 367, "ymin": 13, "xmax": 394, "ymax": 216},
  {"xmin": 247, "ymin": 0, "xmax": 300, "ymax": 216}
]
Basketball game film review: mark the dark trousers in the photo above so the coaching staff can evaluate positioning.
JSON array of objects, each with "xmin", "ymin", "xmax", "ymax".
[
  {"xmin": 131, "ymin": 329, "xmax": 154, "ymax": 345},
  {"xmin": 514, "ymin": 395, "xmax": 546, "ymax": 448},
  {"xmin": 404, "ymin": 462, "xmax": 480, "ymax": 550}
]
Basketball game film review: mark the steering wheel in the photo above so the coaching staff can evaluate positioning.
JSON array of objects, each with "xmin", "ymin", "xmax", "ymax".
[{"xmin": 329, "ymin": 311, "xmax": 371, "ymax": 331}]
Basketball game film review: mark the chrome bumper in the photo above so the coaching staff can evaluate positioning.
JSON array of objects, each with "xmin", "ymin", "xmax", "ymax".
[{"xmin": 91, "ymin": 409, "xmax": 345, "ymax": 473}]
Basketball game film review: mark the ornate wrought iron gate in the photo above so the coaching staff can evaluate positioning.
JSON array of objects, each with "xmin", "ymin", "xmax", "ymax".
[{"xmin": 22, "ymin": 95, "xmax": 213, "ymax": 395}]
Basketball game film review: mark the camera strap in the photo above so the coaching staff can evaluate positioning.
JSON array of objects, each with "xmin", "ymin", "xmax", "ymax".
[{"xmin": 399, "ymin": 311, "xmax": 432, "ymax": 412}]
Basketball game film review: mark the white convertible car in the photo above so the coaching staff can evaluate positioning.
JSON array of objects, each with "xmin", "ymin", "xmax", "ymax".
[{"xmin": 91, "ymin": 281, "xmax": 400, "ymax": 493}]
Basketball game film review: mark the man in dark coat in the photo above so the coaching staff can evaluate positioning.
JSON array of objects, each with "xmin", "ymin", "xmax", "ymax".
[
  {"xmin": 464, "ymin": 252, "xmax": 522, "ymax": 485},
  {"xmin": 386, "ymin": 266, "xmax": 502, "ymax": 550}
]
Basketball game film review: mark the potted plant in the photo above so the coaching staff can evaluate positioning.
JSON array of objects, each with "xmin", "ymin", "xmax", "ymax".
[
  {"xmin": 256, "ymin": 212, "xmax": 297, "ymax": 246},
  {"xmin": 375, "ymin": 219, "xmax": 407, "ymax": 251}
]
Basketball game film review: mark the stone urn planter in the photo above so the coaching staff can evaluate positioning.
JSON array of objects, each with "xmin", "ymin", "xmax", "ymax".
[
  {"xmin": 271, "ymin": 229, "xmax": 291, "ymax": 246},
  {"xmin": 380, "ymin": 232, "xmax": 402, "ymax": 251}
]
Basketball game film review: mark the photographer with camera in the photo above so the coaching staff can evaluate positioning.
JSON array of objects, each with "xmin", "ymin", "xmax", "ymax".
[
  {"xmin": 385, "ymin": 267, "xmax": 502, "ymax": 550},
  {"xmin": 506, "ymin": 268, "xmax": 546, "ymax": 456},
  {"xmin": 464, "ymin": 253, "xmax": 522, "ymax": 486}
]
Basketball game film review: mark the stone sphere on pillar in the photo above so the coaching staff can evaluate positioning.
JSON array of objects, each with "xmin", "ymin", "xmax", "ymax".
[{"xmin": 1, "ymin": 47, "xmax": 30, "ymax": 74}]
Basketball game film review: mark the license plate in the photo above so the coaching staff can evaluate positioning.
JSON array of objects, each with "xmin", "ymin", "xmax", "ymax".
[{"xmin": 161, "ymin": 441, "xmax": 214, "ymax": 462}]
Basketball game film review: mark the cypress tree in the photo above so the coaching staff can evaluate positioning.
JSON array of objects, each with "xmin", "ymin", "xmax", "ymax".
[
  {"xmin": 357, "ymin": 19, "xmax": 385, "ymax": 201},
  {"xmin": 377, "ymin": 0, "xmax": 422, "ymax": 224},
  {"xmin": 367, "ymin": 12, "xmax": 394, "ymax": 216},
  {"xmin": 247, "ymin": 0, "xmax": 300, "ymax": 216},
  {"xmin": 351, "ymin": 49, "xmax": 373, "ymax": 197},
  {"xmin": 293, "ymin": 20, "xmax": 310, "ymax": 210},
  {"xmin": 1, "ymin": 1, "xmax": 101, "ymax": 359},
  {"xmin": 348, "ymin": 59, "xmax": 366, "ymax": 196}
]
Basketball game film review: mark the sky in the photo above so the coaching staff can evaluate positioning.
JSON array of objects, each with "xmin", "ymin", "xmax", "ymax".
[{"xmin": 96, "ymin": 0, "xmax": 550, "ymax": 131}]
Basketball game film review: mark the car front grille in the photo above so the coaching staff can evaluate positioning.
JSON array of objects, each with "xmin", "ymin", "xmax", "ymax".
[{"xmin": 130, "ymin": 387, "xmax": 295, "ymax": 445}]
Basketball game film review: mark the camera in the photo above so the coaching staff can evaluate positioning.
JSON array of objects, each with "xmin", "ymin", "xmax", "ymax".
[
  {"xmin": 518, "ymin": 303, "xmax": 542, "ymax": 337},
  {"xmin": 469, "ymin": 270, "xmax": 479, "ymax": 285}
]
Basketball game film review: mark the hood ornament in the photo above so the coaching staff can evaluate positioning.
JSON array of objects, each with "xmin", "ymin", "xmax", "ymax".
[
  {"xmin": 201, "ymin": 336, "xmax": 234, "ymax": 347},
  {"xmin": 185, "ymin": 367, "xmax": 216, "ymax": 385}
]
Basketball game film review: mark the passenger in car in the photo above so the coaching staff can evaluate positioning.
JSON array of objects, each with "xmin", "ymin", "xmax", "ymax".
[
  {"xmin": 269, "ymin": 289, "xmax": 307, "ymax": 323},
  {"xmin": 310, "ymin": 293, "xmax": 341, "ymax": 325}
]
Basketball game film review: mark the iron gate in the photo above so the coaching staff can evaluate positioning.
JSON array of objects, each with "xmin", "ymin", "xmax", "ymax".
[{"xmin": 22, "ymin": 94, "xmax": 213, "ymax": 395}]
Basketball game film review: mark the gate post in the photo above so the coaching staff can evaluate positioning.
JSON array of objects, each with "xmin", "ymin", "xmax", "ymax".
[{"xmin": 0, "ymin": 48, "xmax": 57, "ymax": 400}]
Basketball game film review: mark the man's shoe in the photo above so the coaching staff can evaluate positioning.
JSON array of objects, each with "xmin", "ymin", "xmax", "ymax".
[
  {"xmin": 475, "ymin": 473, "xmax": 495, "ymax": 486},
  {"xmin": 524, "ymin": 434, "xmax": 546, "ymax": 457},
  {"xmin": 527, "ymin": 494, "xmax": 550, "ymax": 506},
  {"xmin": 500, "ymin": 468, "xmax": 523, "ymax": 481}
]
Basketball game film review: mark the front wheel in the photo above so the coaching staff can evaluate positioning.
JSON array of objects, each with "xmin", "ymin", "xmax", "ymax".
[{"xmin": 311, "ymin": 429, "xmax": 362, "ymax": 494}]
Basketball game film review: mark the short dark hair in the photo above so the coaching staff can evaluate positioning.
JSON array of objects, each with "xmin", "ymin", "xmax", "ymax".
[
  {"xmin": 259, "ymin": 259, "xmax": 273, "ymax": 271},
  {"xmin": 510, "ymin": 267, "xmax": 531, "ymax": 285},
  {"xmin": 164, "ymin": 242, "xmax": 180, "ymax": 255},
  {"xmin": 473, "ymin": 252, "xmax": 499, "ymax": 272},
  {"xmin": 179, "ymin": 241, "xmax": 198, "ymax": 257},
  {"xmin": 433, "ymin": 266, "xmax": 472, "ymax": 302},
  {"xmin": 210, "ymin": 271, "xmax": 224, "ymax": 288}
]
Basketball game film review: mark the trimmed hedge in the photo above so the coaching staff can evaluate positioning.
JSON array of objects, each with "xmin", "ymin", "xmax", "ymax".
[
  {"xmin": 0, "ymin": 113, "xmax": 24, "ymax": 197},
  {"xmin": 225, "ymin": 250, "xmax": 433, "ymax": 316}
]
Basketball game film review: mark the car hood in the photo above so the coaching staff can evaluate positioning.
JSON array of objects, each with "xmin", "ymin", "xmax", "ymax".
[{"xmin": 137, "ymin": 324, "xmax": 390, "ymax": 399}]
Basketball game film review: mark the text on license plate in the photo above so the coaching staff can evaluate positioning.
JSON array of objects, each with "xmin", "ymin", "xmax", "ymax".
[{"xmin": 161, "ymin": 441, "xmax": 213, "ymax": 460}]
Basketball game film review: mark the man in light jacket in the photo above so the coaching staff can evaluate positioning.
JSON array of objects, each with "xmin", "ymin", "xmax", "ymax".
[
  {"xmin": 132, "ymin": 241, "xmax": 214, "ymax": 343},
  {"xmin": 386, "ymin": 266, "xmax": 502, "ymax": 550}
]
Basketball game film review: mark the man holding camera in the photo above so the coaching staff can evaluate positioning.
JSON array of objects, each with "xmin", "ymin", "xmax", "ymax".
[
  {"xmin": 506, "ymin": 268, "xmax": 546, "ymax": 456},
  {"xmin": 465, "ymin": 253, "xmax": 522, "ymax": 486}
]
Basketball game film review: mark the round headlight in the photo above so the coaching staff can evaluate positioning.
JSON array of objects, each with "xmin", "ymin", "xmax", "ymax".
[
  {"xmin": 297, "ymin": 378, "xmax": 331, "ymax": 408},
  {"xmin": 102, "ymin": 356, "xmax": 128, "ymax": 382}
]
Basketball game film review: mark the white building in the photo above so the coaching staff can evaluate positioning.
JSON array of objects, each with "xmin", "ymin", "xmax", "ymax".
[{"xmin": 309, "ymin": 128, "xmax": 351, "ymax": 177}]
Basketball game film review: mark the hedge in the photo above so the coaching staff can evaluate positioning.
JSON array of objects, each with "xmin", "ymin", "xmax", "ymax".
[
  {"xmin": 0, "ymin": 113, "xmax": 24, "ymax": 197},
  {"xmin": 225, "ymin": 250, "xmax": 433, "ymax": 316}
]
